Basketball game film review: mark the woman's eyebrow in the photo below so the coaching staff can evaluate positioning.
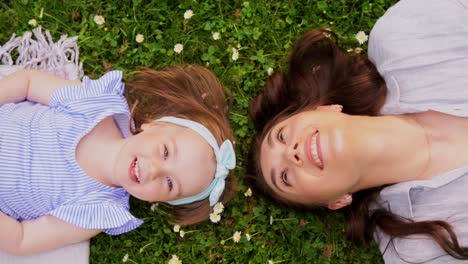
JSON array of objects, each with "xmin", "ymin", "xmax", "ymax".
[
  {"xmin": 270, "ymin": 168, "xmax": 284, "ymax": 193},
  {"xmin": 267, "ymin": 129, "xmax": 274, "ymax": 148}
]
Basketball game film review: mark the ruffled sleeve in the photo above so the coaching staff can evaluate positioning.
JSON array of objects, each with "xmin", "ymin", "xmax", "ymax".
[
  {"xmin": 48, "ymin": 202, "xmax": 143, "ymax": 235},
  {"xmin": 49, "ymin": 70, "xmax": 130, "ymax": 121}
]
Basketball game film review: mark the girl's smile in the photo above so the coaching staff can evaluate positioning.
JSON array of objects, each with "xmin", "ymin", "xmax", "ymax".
[{"xmin": 129, "ymin": 158, "xmax": 140, "ymax": 184}]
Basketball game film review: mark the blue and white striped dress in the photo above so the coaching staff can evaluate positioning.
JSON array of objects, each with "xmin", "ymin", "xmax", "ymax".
[{"xmin": 0, "ymin": 70, "xmax": 143, "ymax": 235}]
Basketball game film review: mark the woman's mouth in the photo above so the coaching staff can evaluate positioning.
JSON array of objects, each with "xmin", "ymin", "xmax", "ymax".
[
  {"xmin": 305, "ymin": 131, "xmax": 324, "ymax": 170},
  {"xmin": 129, "ymin": 158, "xmax": 141, "ymax": 184}
]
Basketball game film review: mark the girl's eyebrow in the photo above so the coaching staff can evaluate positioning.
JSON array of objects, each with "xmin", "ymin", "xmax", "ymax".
[
  {"xmin": 172, "ymin": 138, "xmax": 178, "ymax": 160},
  {"xmin": 173, "ymin": 139, "xmax": 182, "ymax": 197}
]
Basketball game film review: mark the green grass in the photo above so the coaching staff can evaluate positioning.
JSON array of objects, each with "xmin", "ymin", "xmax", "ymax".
[{"xmin": 1, "ymin": 0, "xmax": 396, "ymax": 263}]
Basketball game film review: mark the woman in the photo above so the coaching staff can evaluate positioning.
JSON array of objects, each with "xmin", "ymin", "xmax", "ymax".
[{"xmin": 247, "ymin": 0, "xmax": 468, "ymax": 263}]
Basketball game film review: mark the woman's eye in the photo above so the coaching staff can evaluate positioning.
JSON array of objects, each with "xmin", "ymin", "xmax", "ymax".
[
  {"xmin": 166, "ymin": 176, "xmax": 173, "ymax": 191},
  {"xmin": 276, "ymin": 127, "xmax": 285, "ymax": 143},
  {"xmin": 164, "ymin": 145, "xmax": 169, "ymax": 159},
  {"xmin": 280, "ymin": 170, "xmax": 290, "ymax": 187}
]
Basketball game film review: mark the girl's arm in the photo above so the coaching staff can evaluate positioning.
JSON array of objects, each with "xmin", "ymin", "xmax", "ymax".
[
  {"xmin": 0, "ymin": 211, "xmax": 101, "ymax": 255},
  {"xmin": 0, "ymin": 69, "xmax": 81, "ymax": 106}
]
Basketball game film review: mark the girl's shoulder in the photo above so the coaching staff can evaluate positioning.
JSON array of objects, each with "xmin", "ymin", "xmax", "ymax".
[
  {"xmin": 50, "ymin": 70, "xmax": 133, "ymax": 138},
  {"xmin": 49, "ymin": 70, "xmax": 126, "ymax": 109},
  {"xmin": 49, "ymin": 189, "xmax": 143, "ymax": 235}
]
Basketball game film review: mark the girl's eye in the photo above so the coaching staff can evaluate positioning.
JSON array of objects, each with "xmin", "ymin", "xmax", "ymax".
[
  {"xmin": 280, "ymin": 170, "xmax": 290, "ymax": 187},
  {"xmin": 276, "ymin": 127, "xmax": 285, "ymax": 143},
  {"xmin": 166, "ymin": 176, "xmax": 173, "ymax": 191},
  {"xmin": 164, "ymin": 145, "xmax": 169, "ymax": 159}
]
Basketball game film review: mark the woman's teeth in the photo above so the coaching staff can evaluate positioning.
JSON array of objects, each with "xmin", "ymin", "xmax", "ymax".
[
  {"xmin": 311, "ymin": 133, "xmax": 323, "ymax": 168},
  {"xmin": 134, "ymin": 159, "xmax": 141, "ymax": 183}
]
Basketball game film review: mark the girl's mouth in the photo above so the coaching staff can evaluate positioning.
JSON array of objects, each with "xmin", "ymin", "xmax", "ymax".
[
  {"xmin": 129, "ymin": 158, "xmax": 141, "ymax": 184},
  {"xmin": 305, "ymin": 131, "xmax": 324, "ymax": 170}
]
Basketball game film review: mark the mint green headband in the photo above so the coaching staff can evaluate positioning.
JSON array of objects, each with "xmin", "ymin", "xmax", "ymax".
[{"xmin": 156, "ymin": 116, "xmax": 236, "ymax": 206}]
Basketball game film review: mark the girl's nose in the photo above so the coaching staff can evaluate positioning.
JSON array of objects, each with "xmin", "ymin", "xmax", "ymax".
[
  {"xmin": 286, "ymin": 142, "xmax": 303, "ymax": 166},
  {"xmin": 148, "ymin": 159, "xmax": 164, "ymax": 181}
]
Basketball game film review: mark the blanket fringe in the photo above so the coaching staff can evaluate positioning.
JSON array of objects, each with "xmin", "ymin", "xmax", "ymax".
[{"xmin": 0, "ymin": 27, "xmax": 83, "ymax": 80}]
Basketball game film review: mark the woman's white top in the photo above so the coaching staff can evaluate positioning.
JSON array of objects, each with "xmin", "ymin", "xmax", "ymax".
[{"xmin": 368, "ymin": 0, "xmax": 468, "ymax": 263}]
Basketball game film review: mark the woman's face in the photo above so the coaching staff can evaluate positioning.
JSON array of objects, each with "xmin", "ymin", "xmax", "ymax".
[{"xmin": 259, "ymin": 106, "xmax": 361, "ymax": 208}]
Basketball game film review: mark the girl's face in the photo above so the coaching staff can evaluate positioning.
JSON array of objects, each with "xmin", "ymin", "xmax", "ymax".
[
  {"xmin": 114, "ymin": 121, "xmax": 215, "ymax": 202},
  {"xmin": 259, "ymin": 106, "xmax": 361, "ymax": 208}
]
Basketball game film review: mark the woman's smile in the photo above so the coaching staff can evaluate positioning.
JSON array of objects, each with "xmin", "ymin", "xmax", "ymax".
[{"xmin": 305, "ymin": 130, "xmax": 324, "ymax": 170}]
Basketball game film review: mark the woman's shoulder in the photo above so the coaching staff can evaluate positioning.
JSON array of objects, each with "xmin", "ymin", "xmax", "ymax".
[
  {"xmin": 369, "ymin": 0, "xmax": 468, "ymax": 69},
  {"xmin": 375, "ymin": 168, "xmax": 468, "ymax": 263}
]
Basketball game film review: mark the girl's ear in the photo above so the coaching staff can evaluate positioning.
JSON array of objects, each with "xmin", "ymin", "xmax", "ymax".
[
  {"xmin": 142, "ymin": 121, "xmax": 168, "ymax": 130},
  {"xmin": 327, "ymin": 193, "xmax": 352, "ymax": 210},
  {"xmin": 317, "ymin": 104, "xmax": 343, "ymax": 112},
  {"xmin": 141, "ymin": 122, "xmax": 156, "ymax": 131}
]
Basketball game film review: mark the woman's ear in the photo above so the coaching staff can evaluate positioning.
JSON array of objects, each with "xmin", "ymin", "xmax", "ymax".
[
  {"xmin": 327, "ymin": 193, "xmax": 352, "ymax": 210},
  {"xmin": 317, "ymin": 104, "xmax": 343, "ymax": 112}
]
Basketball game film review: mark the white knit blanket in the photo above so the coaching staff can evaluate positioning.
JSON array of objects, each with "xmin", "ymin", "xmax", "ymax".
[{"xmin": 0, "ymin": 26, "xmax": 83, "ymax": 80}]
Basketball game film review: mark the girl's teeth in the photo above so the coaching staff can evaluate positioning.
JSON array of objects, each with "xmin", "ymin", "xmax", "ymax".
[{"xmin": 134, "ymin": 160, "xmax": 141, "ymax": 183}]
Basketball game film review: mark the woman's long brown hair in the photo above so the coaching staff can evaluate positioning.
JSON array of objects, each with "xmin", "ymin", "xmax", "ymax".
[
  {"xmin": 125, "ymin": 65, "xmax": 235, "ymax": 226},
  {"xmin": 247, "ymin": 29, "xmax": 468, "ymax": 261}
]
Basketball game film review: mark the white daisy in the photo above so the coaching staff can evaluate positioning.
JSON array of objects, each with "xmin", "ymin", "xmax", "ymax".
[
  {"xmin": 355, "ymin": 31, "xmax": 368, "ymax": 45},
  {"xmin": 233, "ymin": 231, "xmax": 242, "ymax": 243},
  {"xmin": 246, "ymin": 233, "xmax": 251, "ymax": 241},
  {"xmin": 28, "ymin": 19, "xmax": 38, "ymax": 27},
  {"xmin": 93, "ymin": 15, "xmax": 105, "ymax": 25},
  {"xmin": 244, "ymin": 188, "xmax": 252, "ymax": 197},
  {"xmin": 173, "ymin": 224, "xmax": 181, "ymax": 232},
  {"xmin": 213, "ymin": 202, "xmax": 224, "ymax": 214},
  {"xmin": 169, "ymin": 254, "xmax": 182, "ymax": 264},
  {"xmin": 174, "ymin": 43, "xmax": 184, "ymax": 54},
  {"xmin": 267, "ymin": 67, "xmax": 274, "ymax": 76},
  {"xmin": 135, "ymin": 34, "xmax": 144, "ymax": 43},
  {"xmin": 122, "ymin": 253, "xmax": 128, "ymax": 262},
  {"xmin": 184, "ymin": 9, "xmax": 194, "ymax": 20},
  {"xmin": 212, "ymin": 32, "xmax": 220, "ymax": 40},
  {"xmin": 209, "ymin": 212, "xmax": 221, "ymax": 223},
  {"xmin": 231, "ymin": 47, "xmax": 239, "ymax": 61}
]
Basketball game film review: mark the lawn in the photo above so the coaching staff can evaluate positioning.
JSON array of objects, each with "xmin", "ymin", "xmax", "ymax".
[{"xmin": 1, "ymin": 0, "xmax": 396, "ymax": 263}]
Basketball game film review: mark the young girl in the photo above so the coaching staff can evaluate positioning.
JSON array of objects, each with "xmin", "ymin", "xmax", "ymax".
[
  {"xmin": 248, "ymin": 0, "xmax": 468, "ymax": 263},
  {"xmin": 0, "ymin": 65, "xmax": 235, "ymax": 255}
]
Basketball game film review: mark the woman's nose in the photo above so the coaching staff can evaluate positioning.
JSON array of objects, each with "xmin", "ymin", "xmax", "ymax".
[{"xmin": 286, "ymin": 142, "xmax": 303, "ymax": 166}]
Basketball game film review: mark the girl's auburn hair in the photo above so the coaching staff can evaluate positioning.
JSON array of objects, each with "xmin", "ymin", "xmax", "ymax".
[
  {"xmin": 125, "ymin": 64, "xmax": 235, "ymax": 225},
  {"xmin": 247, "ymin": 29, "xmax": 468, "ymax": 260}
]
